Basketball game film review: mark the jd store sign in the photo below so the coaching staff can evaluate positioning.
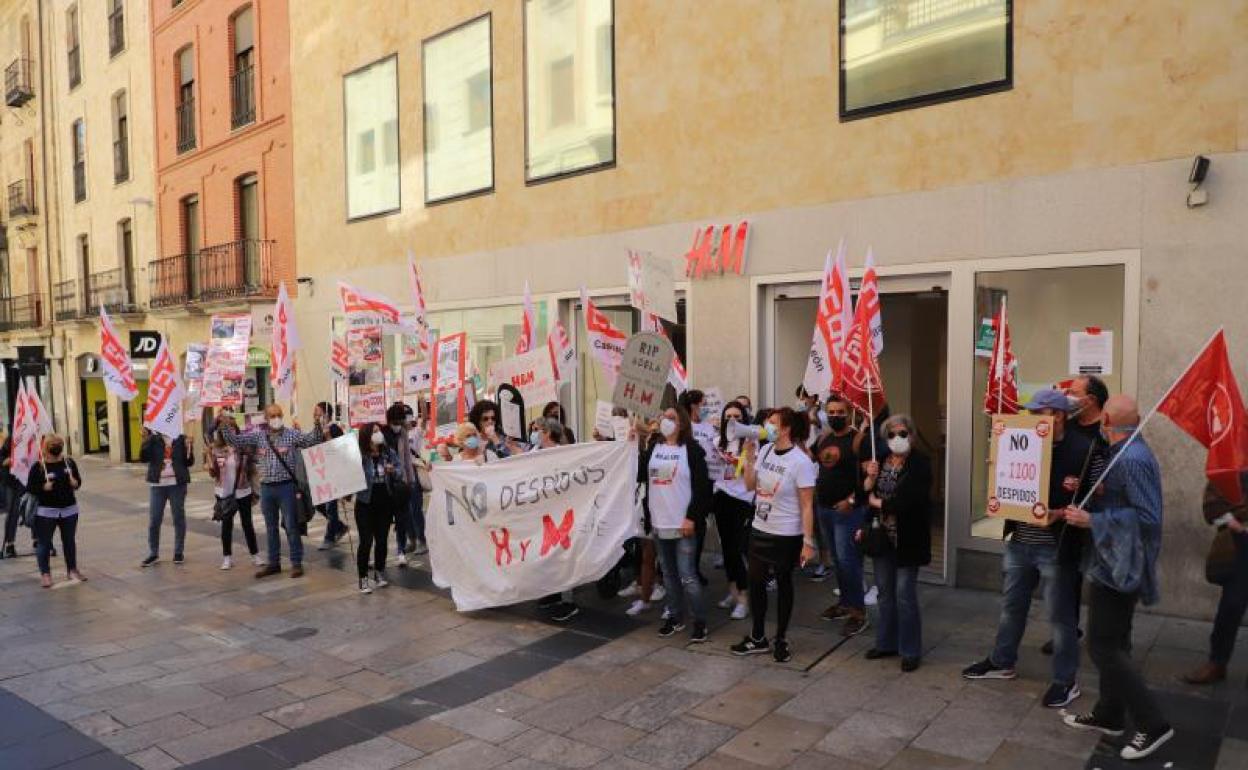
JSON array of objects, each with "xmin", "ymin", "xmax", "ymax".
[{"xmin": 129, "ymin": 331, "xmax": 162, "ymax": 359}]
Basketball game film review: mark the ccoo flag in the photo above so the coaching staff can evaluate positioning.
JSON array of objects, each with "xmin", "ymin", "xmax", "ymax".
[
  {"xmin": 99, "ymin": 307, "xmax": 138, "ymax": 401},
  {"xmin": 143, "ymin": 336, "xmax": 186, "ymax": 439},
  {"xmin": 270, "ymin": 282, "xmax": 300, "ymax": 402},
  {"xmin": 802, "ymin": 240, "xmax": 851, "ymax": 398},
  {"xmin": 1157, "ymin": 329, "xmax": 1248, "ymax": 504},
  {"xmin": 982, "ymin": 297, "xmax": 1020, "ymax": 415},
  {"xmin": 581, "ymin": 287, "xmax": 627, "ymax": 389},
  {"xmin": 407, "ymin": 253, "xmax": 433, "ymax": 358}
]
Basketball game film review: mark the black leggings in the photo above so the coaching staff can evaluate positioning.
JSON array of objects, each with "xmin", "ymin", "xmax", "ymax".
[
  {"xmin": 748, "ymin": 531, "xmax": 803, "ymax": 641},
  {"xmin": 354, "ymin": 486, "xmax": 393, "ymax": 579},
  {"xmin": 220, "ymin": 495, "xmax": 258, "ymax": 557},
  {"xmin": 714, "ymin": 492, "xmax": 751, "ymax": 591}
]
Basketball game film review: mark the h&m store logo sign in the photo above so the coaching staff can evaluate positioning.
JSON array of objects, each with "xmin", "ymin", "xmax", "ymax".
[{"xmin": 684, "ymin": 221, "xmax": 750, "ymax": 279}]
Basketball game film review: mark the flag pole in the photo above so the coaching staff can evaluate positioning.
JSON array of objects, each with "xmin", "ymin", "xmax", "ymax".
[
  {"xmin": 1074, "ymin": 327, "xmax": 1224, "ymax": 509},
  {"xmin": 866, "ymin": 371, "xmax": 877, "ymax": 462},
  {"xmin": 996, "ymin": 298, "xmax": 1007, "ymax": 415}
]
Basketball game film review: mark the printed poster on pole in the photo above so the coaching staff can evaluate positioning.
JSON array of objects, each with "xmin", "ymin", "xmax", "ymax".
[{"xmin": 200, "ymin": 315, "xmax": 252, "ymax": 407}]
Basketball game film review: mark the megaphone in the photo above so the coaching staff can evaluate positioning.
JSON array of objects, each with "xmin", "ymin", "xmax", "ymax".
[{"xmin": 726, "ymin": 420, "xmax": 767, "ymax": 442}]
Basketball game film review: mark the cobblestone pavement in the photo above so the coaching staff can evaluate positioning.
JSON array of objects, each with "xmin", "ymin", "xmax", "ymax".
[{"xmin": 1, "ymin": 456, "xmax": 1245, "ymax": 769}]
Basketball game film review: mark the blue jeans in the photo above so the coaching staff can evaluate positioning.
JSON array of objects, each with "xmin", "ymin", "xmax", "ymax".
[
  {"xmin": 817, "ymin": 504, "xmax": 866, "ymax": 610},
  {"xmin": 873, "ymin": 555, "xmax": 921, "ymax": 659},
  {"xmin": 260, "ymin": 481, "xmax": 303, "ymax": 567},
  {"xmin": 1211, "ymin": 532, "xmax": 1248, "ymax": 665},
  {"xmin": 147, "ymin": 484, "xmax": 187, "ymax": 557},
  {"xmin": 990, "ymin": 539, "xmax": 1080, "ymax": 685},
  {"xmin": 394, "ymin": 488, "xmax": 424, "ymax": 552},
  {"xmin": 655, "ymin": 534, "xmax": 706, "ymax": 624}
]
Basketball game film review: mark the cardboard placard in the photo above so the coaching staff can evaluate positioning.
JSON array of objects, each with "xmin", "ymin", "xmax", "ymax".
[
  {"xmin": 627, "ymin": 250, "xmax": 677, "ymax": 323},
  {"xmin": 611, "ymin": 332, "xmax": 674, "ymax": 419},
  {"xmin": 302, "ymin": 433, "xmax": 368, "ymax": 506},
  {"xmin": 488, "ymin": 348, "xmax": 558, "ymax": 406},
  {"xmin": 402, "ymin": 359, "xmax": 432, "ymax": 394},
  {"xmin": 986, "ymin": 413, "xmax": 1055, "ymax": 525},
  {"xmin": 594, "ymin": 400, "xmax": 616, "ymax": 438},
  {"xmin": 200, "ymin": 315, "xmax": 252, "ymax": 407},
  {"xmin": 701, "ymin": 387, "xmax": 725, "ymax": 425},
  {"xmin": 430, "ymin": 333, "xmax": 467, "ymax": 441}
]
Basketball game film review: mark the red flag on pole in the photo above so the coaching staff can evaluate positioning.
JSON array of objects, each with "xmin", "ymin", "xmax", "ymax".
[
  {"xmin": 838, "ymin": 295, "xmax": 885, "ymax": 417},
  {"xmin": 983, "ymin": 298, "xmax": 1020, "ymax": 415},
  {"xmin": 1157, "ymin": 329, "xmax": 1248, "ymax": 503}
]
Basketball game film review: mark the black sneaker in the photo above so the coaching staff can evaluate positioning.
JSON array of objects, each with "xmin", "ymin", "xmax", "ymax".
[
  {"xmin": 1120, "ymin": 727, "xmax": 1175, "ymax": 760},
  {"xmin": 1062, "ymin": 712, "xmax": 1124, "ymax": 737},
  {"xmin": 773, "ymin": 638, "xmax": 792, "ymax": 663},
  {"xmin": 1042, "ymin": 682, "xmax": 1081, "ymax": 709},
  {"xmin": 901, "ymin": 657, "xmax": 920, "ymax": 673},
  {"xmin": 962, "ymin": 657, "xmax": 1017, "ymax": 680},
  {"xmin": 730, "ymin": 636, "xmax": 770, "ymax": 656},
  {"xmin": 865, "ymin": 648, "xmax": 898, "ymax": 660},
  {"xmin": 690, "ymin": 622, "xmax": 708, "ymax": 644},
  {"xmin": 173, "ymin": 553, "xmax": 185, "ymax": 565},
  {"xmin": 550, "ymin": 603, "xmax": 580, "ymax": 623},
  {"xmin": 658, "ymin": 619, "xmax": 686, "ymax": 638},
  {"xmin": 537, "ymin": 594, "xmax": 561, "ymax": 610},
  {"xmin": 1, "ymin": 543, "xmax": 15, "ymax": 559},
  {"xmin": 140, "ymin": 555, "xmax": 160, "ymax": 568}
]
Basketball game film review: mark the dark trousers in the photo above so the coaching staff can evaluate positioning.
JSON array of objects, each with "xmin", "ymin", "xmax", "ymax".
[
  {"xmin": 713, "ymin": 492, "xmax": 751, "ymax": 591},
  {"xmin": 3, "ymin": 489, "xmax": 21, "ymax": 545},
  {"xmin": 393, "ymin": 487, "xmax": 424, "ymax": 552},
  {"xmin": 220, "ymin": 495, "xmax": 258, "ymax": 557},
  {"xmin": 748, "ymin": 531, "xmax": 803, "ymax": 641},
  {"xmin": 1211, "ymin": 532, "xmax": 1248, "ymax": 666},
  {"xmin": 34, "ymin": 515, "xmax": 78, "ymax": 575},
  {"xmin": 355, "ymin": 486, "xmax": 393, "ymax": 579},
  {"xmin": 1087, "ymin": 582, "xmax": 1168, "ymax": 733},
  {"xmin": 318, "ymin": 499, "xmax": 346, "ymax": 543}
]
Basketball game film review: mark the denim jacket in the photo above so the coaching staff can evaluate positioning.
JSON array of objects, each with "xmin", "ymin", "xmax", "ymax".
[
  {"xmin": 356, "ymin": 446, "xmax": 400, "ymax": 505},
  {"xmin": 1087, "ymin": 435, "xmax": 1163, "ymax": 605}
]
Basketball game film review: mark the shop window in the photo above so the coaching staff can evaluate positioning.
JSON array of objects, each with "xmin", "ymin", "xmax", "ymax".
[
  {"xmin": 969, "ymin": 264, "xmax": 1125, "ymax": 540},
  {"xmin": 426, "ymin": 303, "xmax": 550, "ymax": 396},
  {"xmin": 344, "ymin": 55, "xmax": 400, "ymax": 219},
  {"xmin": 523, "ymin": 0, "xmax": 615, "ymax": 182},
  {"xmin": 423, "ymin": 14, "xmax": 493, "ymax": 203},
  {"xmin": 840, "ymin": 0, "xmax": 1011, "ymax": 120}
]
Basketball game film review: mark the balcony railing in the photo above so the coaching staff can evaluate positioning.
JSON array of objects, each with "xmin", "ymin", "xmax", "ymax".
[
  {"xmin": 53, "ymin": 279, "xmax": 81, "ymax": 321},
  {"xmin": 230, "ymin": 64, "xmax": 255, "ymax": 129},
  {"xmin": 87, "ymin": 267, "xmax": 134, "ymax": 314},
  {"xmin": 73, "ymin": 160, "xmax": 86, "ymax": 202},
  {"xmin": 108, "ymin": 8, "xmax": 125, "ymax": 57},
  {"xmin": 176, "ymin": 97, "xmax": 196, "ymax": 153},
  {"xmin": 7, "ymin": 180, "xmax": 35, "ymax": 218},
  {"xmin": 114, "ymin": 139, "xmax": 129, "ymax": 183},
  {"xmin": 5, "ymin": 58, "xmax": 33, "ymax": 106},
  {"xmin": 68, "ymin": 46, "xmax": 81, "ymax": 89},
  {"xmin": 0, "ymin": 293, "xmax": 44, "ymax": 331},
  {"xmin": 149, "ymin": 253, "xmax": 190, "ymax": 308},
  {"xmin": 198, "ymin": 239, "xmax": 275, "ymax": 301}
]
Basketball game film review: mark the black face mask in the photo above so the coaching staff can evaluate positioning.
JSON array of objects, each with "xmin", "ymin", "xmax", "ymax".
[
  {"xmin": 47, "ymin": 447, "xmax": 63, "ymax": 457},
  {"xmin": 828, "ymin": 416, "xmax": 848, "ymax": 432}
]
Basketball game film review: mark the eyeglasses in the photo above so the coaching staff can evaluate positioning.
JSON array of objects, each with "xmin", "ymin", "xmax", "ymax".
[
  {"xmin": 887, "ymin": 430, "xmax": 909, "ymax": 439},
  {"xmin": 481, "ymin": 415, "xmax": 496, "ymax": 423}
]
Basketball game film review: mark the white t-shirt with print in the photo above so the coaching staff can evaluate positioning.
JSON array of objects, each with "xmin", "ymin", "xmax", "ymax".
[
  {"xmin": 691, "ymin": 422, "xmax": 721, "ymax": 480},
  {"xmin": 714, "ymin": 439, "xmax": 752, "ymax": 502},
  {"xmin": 647, "ymin": 443, "xmax": 691, "ymax": 531},
  {"xmin": 752, "ymin": 444, "xmax": 817, "ymax": 536}
]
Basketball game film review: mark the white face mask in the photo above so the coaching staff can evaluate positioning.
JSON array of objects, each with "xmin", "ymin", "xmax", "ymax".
[
  {"xmin": 887, "ymin": 435, "xmax": 911, "ymax": 455},
  {"xmin": 371, "ymin": 431, "xmax": 385, "ymax": 446},
  {"xmin": 268, "ymin": 417, "xmax": 283, "ymax": 430},
  {"xmin": 659, "ymin": 418, "xmax": 678, "ymax": 438}
]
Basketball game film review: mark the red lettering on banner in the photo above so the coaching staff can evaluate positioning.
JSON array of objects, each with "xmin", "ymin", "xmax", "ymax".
[
  {"xmin": 623, "ymin": 382, "xmax": 636, "ymax": 400},
  {"xmin": 314, "ymin": 482, "xmax": 335, "ymax": 501},
  {"xmin": 519, "ymin": 539, "xmax": 532, "ymax": 562},
  {"xmin": 144, "ymin": 349, "xmax": 176, "ymax": 424},
  {"xmin": 491, "ymin": 527, "xmax": 513, "ymax": 566},
  {"xmin": 638, "ymin": 390, "xmax": 654, "ymax": 406},
  {"xmin": 540, "ymin": 509, "xmax": 575, "ymax": 557}
]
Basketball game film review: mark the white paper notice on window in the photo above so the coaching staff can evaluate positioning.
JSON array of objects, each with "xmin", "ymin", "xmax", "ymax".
[
  {"xmin": 594, "ymin": 400, "xmax": 616, "ymax": 439},
  {"xmin": 1069, "ymin": 330, "xmax": 1113, "ymax": 376}
]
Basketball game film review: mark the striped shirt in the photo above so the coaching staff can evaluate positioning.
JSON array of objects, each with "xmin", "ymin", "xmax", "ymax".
[{"xmin": 222, "ymin": 424, "xmax": 324, "ymax": 484}]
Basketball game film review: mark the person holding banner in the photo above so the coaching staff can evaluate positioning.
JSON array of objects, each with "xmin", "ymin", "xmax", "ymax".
[
  {"xmin": 640, "ymin": 405, "xmax": 713, "ymax": 642},
  {"xmin": 542, "ymin": 402, "xmax": 576, "ymax": 444},
  {"xmin": 452, "ymin": 423, "xmax": 487, "ymax": 465},
  {"xmin": 732, "ymin": 407, "xmax": 818, "ymax": 663},
  {"xmin": 313, "ymin": 402, "xmax": 349, "ymax": 551},
  {"xmin": 354, "ymin": 424, "xmax": 403, "ymax": 594},
  {"xmin": 139, "ymin": 427, "xmax": 195, "ymax": 567},
  {"xmin": 27, "ymin": 436, "xmax": 84, "ymax": 588},
  {"xmin": 860, "ymin": 414, "xmax": 932, "ymax": 673}
]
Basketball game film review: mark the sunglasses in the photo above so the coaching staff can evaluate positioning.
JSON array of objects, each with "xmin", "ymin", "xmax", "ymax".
[{"xmin": 887, "ymin": 430, "xmax": 909, "ymax": 439}]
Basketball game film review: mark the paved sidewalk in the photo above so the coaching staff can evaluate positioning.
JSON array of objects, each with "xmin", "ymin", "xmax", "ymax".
[{"xmin": 0, "ymin": 455, "xmax": 1245, "ymax": 769}]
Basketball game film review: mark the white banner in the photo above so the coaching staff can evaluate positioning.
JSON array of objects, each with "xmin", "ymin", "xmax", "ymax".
[
  {"xmin": 488, "ymin": 347, "xmax": 557, "ymax": 406},
  {"xmin": 428, "ymin": 441, "xmax": 640, "ymax": 611},
  {"xmin": 143, "ymin": 336, "xmax": 186, "ymax": 438},
  {"xmin": 302, "ymin": 433, "xmax": 368, "ymax": 506}
]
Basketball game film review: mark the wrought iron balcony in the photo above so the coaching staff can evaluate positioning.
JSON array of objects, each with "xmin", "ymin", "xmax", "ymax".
[
  {"xmin": 108, "ymin": 7, "xmax": 125, "ymax": 57},
  {"xmin": 54, "ymin": 279, "xmax": 81, "ymax": 321},
  {"xmin": 87, "ymin": 267, "xmax": 135, "ymax": 314},
  {"xmin": 5, "ymin": 58, "xmax": 33, "ymax": 106},
  {"xmin": 114, "ymin": 139, "xmax": 129, "ymax": 183},
  {"xmin": 149, "ymin": 253, "xmax": 191, "ymax": 308},
  {"xmin": 197, "ymin": 239, "xmax": 276, "ymax": 302},
  {"xmin": 0, "ymin": 293, "xmax": 44, "ymax": 331},
  {"xmin": 7, "ymin": 180, "xmax": 35, "ymax": 218},
  {"xmin": 176, "ymin": 97, "xmax": 196, "ymax": 153},
  {"xmin": 230, "ymin": 64, "xmax": 255, "ymax": 129},
  {"xmin": 73, "ymin": 160, "xmax": 86, "ymax": 202}
]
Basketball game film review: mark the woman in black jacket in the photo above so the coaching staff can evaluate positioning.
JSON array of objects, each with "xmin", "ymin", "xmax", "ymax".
[
  {"xmin": 1, "ymin": 435, "xmax": 26, "ymax": 559},
  {"xmin": 860, "ymin": 414, "xmax": 932, "ymax": 672},
  {"xmin": 27, "ymin": 435, "xmax": 84, "ymax": 588},
  {"xmin": 639, "ymin": 405, "xmax": 713, "ymax": 642},
  {"xmin": 139, "ymin": 428, "xmax": 194, "ymax": 567}
]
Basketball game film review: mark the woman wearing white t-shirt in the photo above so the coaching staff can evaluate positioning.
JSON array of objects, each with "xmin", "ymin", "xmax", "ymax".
[
  {"xmin": 731, "ymin": 407, "xmax": 817, "ymax": 663},
  {"xmin": 640, "ymin": 405, "xmax": 713, "ymax": 643},
  {"xmin": 713, "ymin": 401, "xmax": 753, "ymax": 619}
]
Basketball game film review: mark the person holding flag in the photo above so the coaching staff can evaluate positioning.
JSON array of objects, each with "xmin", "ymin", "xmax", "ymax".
[
  {"xmin": 26, "ymin": 434, "xmax": 84, "ymax": 588},
  {"xmin": 140, "ymin": 335, "xmax": 195, "ymax": 568}
]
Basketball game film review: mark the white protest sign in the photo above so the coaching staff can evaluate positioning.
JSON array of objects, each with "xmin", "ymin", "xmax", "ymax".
[
  {"xmin": 702, "ymin": 387, "xmax": 725, "ymax": 425},
  {"xmin": 594, "ymin": 400, "xmax": 616, "ymax": 438},
  {"xmin": 611, "ymin": 416, "xmax": 631, "ymax": 443},
  {"xmin": 986, "ymin": 413, "xmax": 1054, "ymax": 525},
  {"xmin": 488, "ymin": 348, "xmax": 557, "ymax": 406},
  {"xmin": 1069, "ymin": 329, "xmax": 1113, "ymax": 375},
  {"xmin": 302, "ymin": 433, "xmax": 368, "ymax": 506},
  {"xmin": 627, "ymin": 250, "xmax": 677, "ymax": 322},
  {"xmin": 403, "ymin": 359, "xmax": 432, "ymax": 394},
  {"xmin": 427, "ymin": 441, "xmax": 640, "ymax": 611},
  {"xmin": 611, "ymin": 332, "xmax": 674, "ymax": 419}
]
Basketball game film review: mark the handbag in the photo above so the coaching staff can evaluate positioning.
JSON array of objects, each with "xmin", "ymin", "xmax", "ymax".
[
  {"xmin": 415, "ymin": 459, "xmax": 433, "ymax": 493},
  {"xmin": 265, "ymin": 434, "xmax": 316, "ymax": 525},
  {"xmin": 858, "ymin": 510, "xmax": 892, "ymax": 558},
  {"xmin": 212, "ymin": 452, "xmax": 244, "ymax": 522},
  {"xmin": 18, "ymin": 492, "xmax": 39, "ymax": 529},
  {"xmin": 1206, "ymin": 528, "xmax": 1239, "ymax": 586}
]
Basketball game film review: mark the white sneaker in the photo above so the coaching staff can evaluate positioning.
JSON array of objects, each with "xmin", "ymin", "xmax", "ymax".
[
  {"xmin": 372, "ymin": 570, "xmax": 389, "ymax": 588},
  {"xmin": 651, "ymin": 585, "xmax": 667, "ymax": 602},
  {"xmin": 766, "ymin": 578, "xmax": 777, "ymax": 592},
  {"xmin": 661, "ymin": 607, "xmax": 674, "ymax": 620},
  {"xmin": 359, "ymin": 577, "xmax": 372, "ymax": 594},
  {"xmin": 220, "ymin": 556, "xmax": 233, "ymax": 571},
  {"xmin": 397, "ymin": 553, "xmax": 409, "ymax": 568},
  {"xmin": 251, "ymin": 554, "xmax": 265, "ymax": 567},
  {"xmin": 625, "ymin": 599, "xmax": 650, "ymax": 616},
  {"xmin": 717, "ymin": 593, "xmax": 735, "ymax": 609},
  {"xmin": 731, "ymin": 602, "xmax": 748, "ymax": 620},
  {"xmin": 618, "ymin": 582, "xmax": 640, "ymax": 598},
  {"xmin": 865, "ymin": 586, "xmax": 879, "ymax": 606}
]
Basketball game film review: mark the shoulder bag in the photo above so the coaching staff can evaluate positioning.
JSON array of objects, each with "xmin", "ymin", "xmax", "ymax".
[
  {"xmin": 265, "ymin": 434, "xmax": 316, "ymax": 526},
  {"xmin": 1206, "ymin": 528, "xmax": 1238, "ymax": 586},
  {"xmin": 211, "ymin": 453, "xmax": 242, "ymax": 522}
]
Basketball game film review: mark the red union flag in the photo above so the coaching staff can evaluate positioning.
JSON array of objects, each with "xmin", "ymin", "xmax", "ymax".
[
  {"xmin": 407, "ymin": 254, "xmax": 432, "ymax": 357},
  {"xmin": 515, "ymin": 281, "xmax": 537, "ymax": 355},
  {"xmin": 983, "ymin": 298, "xmax": 1020, "ymax": 415},
  {"xmin": 803, "ymin": 240, "xmax": 851, "ymax": 397},
  {"xmin": 99, "ymin": 307, "xmax": 138, "ymax": 401},
  {"xmin": 143, "ymin": 336, "xmax": 185, "ymax": 439},
  {"xmin": 1157, "ymin": 330, "xmax": 1248, "ymax": 503},
  {"xmin": 547, "ymin": 319, "xmax": 576, "ymax": 384},
  {"xmin": 581, "ymin": 288, "xmax": 627, "ymax": 389},
  {"xmin": 270, "ymin": 282, "xmax": 300, "ymax": 402},
  {"xmin": 10, "ymin": 380, "xmax": 42, "ymax": 486},
  {"xmin": 838, "ymin": 281, "xmax": 886, "ymax": 417},
  {"xmin": 330, "ymin": 333, "xmax": 349, "ymax": 382},
  {"xmin": 338, "ymin": 281, "xmax": 401, "ymax": 326}
]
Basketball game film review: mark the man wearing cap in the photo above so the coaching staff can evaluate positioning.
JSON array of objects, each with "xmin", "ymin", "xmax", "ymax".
[{"xmin": 963, "ymin": 388, "xmax": 1096, "ymax": 709}]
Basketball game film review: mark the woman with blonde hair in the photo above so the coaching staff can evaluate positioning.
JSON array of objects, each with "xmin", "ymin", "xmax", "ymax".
[{"xmin": 27, "ymin": 435, "xmax": 84, "ymax": 588}]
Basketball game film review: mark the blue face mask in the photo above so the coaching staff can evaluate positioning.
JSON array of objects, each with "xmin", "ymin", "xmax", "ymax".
[
  {"xmin": 464, "ymin": 436, "xmax": 481, "ymax": 451},
  {"xmin": 529, "ymin": 431, "xmax": 542, "ymax": 446},
  {"xmin": 764, "ymin": 423, "xmax": 779, "ymax": 442}
]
